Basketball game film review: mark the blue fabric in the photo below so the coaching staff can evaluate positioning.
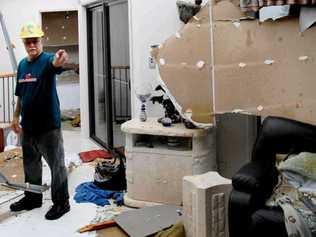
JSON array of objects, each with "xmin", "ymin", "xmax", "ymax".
[
  {"xmin": 16, "ymin": 52, "xmax": 63, "ymax": 135},
  {"xmin": 74, "ymin": 182, "xmax": 124, "ymax": 206},
  {"xmin": 113, "ymin": 192, "xmax": 124, "ymax": 206}
]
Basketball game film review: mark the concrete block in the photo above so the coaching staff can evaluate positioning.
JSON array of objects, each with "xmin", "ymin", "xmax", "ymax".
[{"xmin": 183, "ymin": 171, "xmax": 231, "ymax": 237}]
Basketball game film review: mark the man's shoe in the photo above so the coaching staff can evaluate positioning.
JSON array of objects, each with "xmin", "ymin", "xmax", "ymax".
[
  {"xmin": 10, "ymin": 196, "xmax": 42, "ymax": 212},
  {"xmin": 45, "ymin": 201, "xmax": 70, "ymax": 220}
]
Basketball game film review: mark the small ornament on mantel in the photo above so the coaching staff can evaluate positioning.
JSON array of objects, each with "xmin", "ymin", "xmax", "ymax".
[
  {"xmin": 135, "ymin": 83, "xmax": 152, "ymax": 122},
  {"xmin": 140, "ymin": 103, "xmax": 147, "ymax": 122},
  {"xmin": 136, "ymin": 93, "xmax": 152, "ymax": 122}
]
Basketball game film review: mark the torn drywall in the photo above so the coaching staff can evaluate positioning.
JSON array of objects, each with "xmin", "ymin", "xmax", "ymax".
[
  {"xmin": 213, "ymin": 0, "xmax": 316, "ymax": 125},
  {"xmin": 154, "ymin": 5, "xmax": 214, "ymax": 125},
  {"xmin": 155, "ymin": 0, "xmax": 316, "ymax": 126}
]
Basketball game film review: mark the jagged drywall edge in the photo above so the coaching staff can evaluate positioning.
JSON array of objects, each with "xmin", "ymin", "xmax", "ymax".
[{"xmin": 155, "ymin": 74, "xmax": 213, "ymax": 129}]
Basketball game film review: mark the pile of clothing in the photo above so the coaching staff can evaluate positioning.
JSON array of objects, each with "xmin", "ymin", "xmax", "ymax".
[{"xmin": 267, "ymin": 152, "xmax": 316, "ymax": 236}]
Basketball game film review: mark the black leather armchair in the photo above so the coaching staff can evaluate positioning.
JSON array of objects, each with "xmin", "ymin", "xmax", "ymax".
[{"xmin": 228, "ymin": 116, "xmax": 316, "ymax": 237}]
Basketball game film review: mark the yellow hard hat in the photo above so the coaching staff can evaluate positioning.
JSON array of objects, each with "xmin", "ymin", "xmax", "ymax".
[{"xmin": 20, "ymin": 22, "xmax": 44, "ymax": 39}]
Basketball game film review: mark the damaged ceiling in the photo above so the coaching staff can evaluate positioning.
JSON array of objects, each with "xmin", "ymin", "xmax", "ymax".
[{"xmin": 154, "ymin": 0, "xmax": 316, "ymax": 126}]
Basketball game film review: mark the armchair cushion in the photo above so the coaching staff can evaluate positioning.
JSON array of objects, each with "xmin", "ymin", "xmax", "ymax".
[
  {"xmin": 232, "ymin": 160, "xmax": 278, "ymax": 197},
  {"xmin": 249, "ymin": 206, "xmax": 287, "ymax": 237}
]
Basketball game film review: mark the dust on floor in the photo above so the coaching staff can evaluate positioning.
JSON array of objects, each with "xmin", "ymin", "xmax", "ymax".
[{"xmin": 0, "ymin": 148, "xmax": 24, "ymax": 192}]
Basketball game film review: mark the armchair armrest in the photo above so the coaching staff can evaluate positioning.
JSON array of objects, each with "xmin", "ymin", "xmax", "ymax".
[
  {"xmin": 228, "ymin": 190, "xmax": 261, "ymax": 237},
  {"xmin": 232, "ymin": 160, "xmax": 279, "ymax": 198},
  {"xmin": 229, "ymin": 163, "xmax": 278, "ymax": 237}
]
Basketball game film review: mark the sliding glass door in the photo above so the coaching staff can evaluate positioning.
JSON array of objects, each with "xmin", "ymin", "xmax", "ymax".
[
  {"xmin": 87, "ymin": 0, "xmax": 130, "ymax": 149},
  {"xmin": 87, "ymin": 4, "xmax": 113, "ymax": 148}
]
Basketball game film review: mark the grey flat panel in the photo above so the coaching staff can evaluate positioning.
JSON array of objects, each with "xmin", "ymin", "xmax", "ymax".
[
  {"xmin": 216, "ymin": 113, "xmax": 260, "ymax": 179},
  {"xmin": 114, "ymin": 205, "xmax": 182, "ymax": 237}
]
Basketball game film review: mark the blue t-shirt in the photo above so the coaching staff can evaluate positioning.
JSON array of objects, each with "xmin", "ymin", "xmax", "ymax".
[{"xmin": 15, "ymin": 52, "xmax": 63, "ymax": 135}]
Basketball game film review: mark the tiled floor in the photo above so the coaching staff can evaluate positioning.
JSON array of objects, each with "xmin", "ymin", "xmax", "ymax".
[
  {"xmin": 63, "ymin": 130, "xmax": 100, "ymax": 153},
  {"xmin": 0, "ymin": 130, "xmax": 105, "ymax": 237}
]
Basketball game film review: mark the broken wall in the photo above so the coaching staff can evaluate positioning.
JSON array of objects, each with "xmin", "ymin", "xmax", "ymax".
[
  {"xmin": 155, "ymin": 0, "xmax": 316, "ymax": 126},
  {"xmin": 155, "ymin": 7, "xmax": 214, "ymax": 125},
  {"xmin": 213, "ymin": 0, "xmax": 316, "ymax": 125}
]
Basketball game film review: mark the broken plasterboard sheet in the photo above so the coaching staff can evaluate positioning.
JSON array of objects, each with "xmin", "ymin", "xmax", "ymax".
[
  {"xmin": 157, "ymin": 26, "xmax": 211, "ymax": 65},
  {"xmin": 155, "ymin": 5, "xmax": 214, "ymax": 125},
  {"xmin": 156, "ymin": 0, "xmax": 316, "ymax": 126},
  {"xmin": 158, "ymin": 65, "xmax": 213, "ymax": 124},
  {"xmin": 114, "ymin": 205, "xmax": 182, "ymax": 237},
  {"xmin": 212, "ymin": 1, "xmax": 316, "ymax": 125}
]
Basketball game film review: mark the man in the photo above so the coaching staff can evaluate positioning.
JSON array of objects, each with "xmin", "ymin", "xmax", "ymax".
[{"xmin": 10, "ymin": 22, "xmax": 70, "ymax": 220}]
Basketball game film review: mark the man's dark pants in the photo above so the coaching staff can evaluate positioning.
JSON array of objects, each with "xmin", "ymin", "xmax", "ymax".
[{"xmin": 22, "ymin": 128, "xmax": 69, "ymax": 204}]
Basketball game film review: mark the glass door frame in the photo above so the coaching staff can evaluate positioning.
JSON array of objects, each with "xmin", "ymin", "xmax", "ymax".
[{"xmin": 87, "ymin": 2, "xmax": 114, "ymax": 149}]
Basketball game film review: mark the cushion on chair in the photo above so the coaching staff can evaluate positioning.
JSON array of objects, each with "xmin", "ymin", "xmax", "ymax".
[
  {"xmin": 232, "ymin": 160, "xmax": 278, "ymax": 197},
  {"xmin": 248, "ymin": 206, "xmax": 287, "ymax": 237}
]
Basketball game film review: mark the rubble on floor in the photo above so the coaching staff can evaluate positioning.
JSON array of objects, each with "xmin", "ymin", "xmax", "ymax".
[
  {"xmin": 0, "ymin": 146, "xmax": 183, "ymax": 237},
  {"xmin": 61, "ymin": 109, "xmax": 81, "ymax": 129},
  {"xmin": 0, "ymin": 148, "xmax": 24, "ymax": 192}
]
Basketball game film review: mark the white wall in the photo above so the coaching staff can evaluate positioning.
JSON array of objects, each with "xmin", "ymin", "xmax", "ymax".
[
  {"xmin": 128, "ymin": 0, "xmax": 183, "ymax": 119},
  {"xmin": 57, "ymin": 83, "xmax": 80, "ymax": 110},
  {"xmin": 129, "ymin": 0, "xmax": 208, "ymax": 119},
  {"xmin": 78, "ymin": 2, "xmax": 89, "ymax": 137},
  {"xmin": 0, "ymin": 0, "xmax": 79, "ymax": 73}
]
